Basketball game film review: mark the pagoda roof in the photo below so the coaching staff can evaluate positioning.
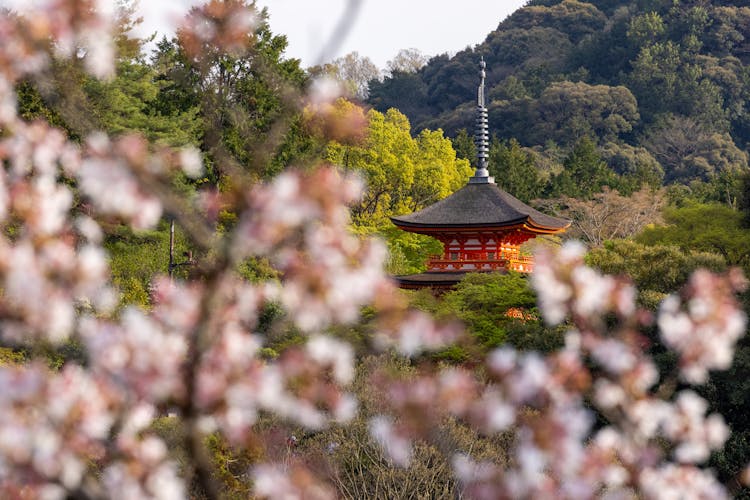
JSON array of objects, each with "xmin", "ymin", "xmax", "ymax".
[
  {"xmin": 394, "ymin": 271, "xmax": 472, "ymax": 290},
  {"xmin": 390, "ymin": 182, "xmax": 570, "ymax": 233}
]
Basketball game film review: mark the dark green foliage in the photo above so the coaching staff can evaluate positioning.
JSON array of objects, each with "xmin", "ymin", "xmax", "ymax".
[
  {"xmin": 570, "ymin": 8, "xmax": 638, "ymax": 82},
  {"xmin": 149, "ymin": 5, "xmax": 311, "ymax": 182},
  {"xmin": 15, "ymin": 4, "xmax": 203, "ymax": 146},
  {"xmin": 366, "ymin": 0, "xmax": 750, "ymax": 194},
  {"xmin": 508, "ymin": 0, "xmax": 607, "ymax": 44},
  {"xmin": 600, "ymin": 142, "xmax": 664, "ymax": 191},
  {"xmin": 368, "ymin": 71, "xmax": 430, "ymax": 124},
  {"xmin": 641, "ymin": 115, "xmax": 748, "ymax": 183},
  {"xmin": 403, "ymin": 274, "xmax": 536, "ymax": 355},
  {"xmin": 16, "ymin": 82, "xmax": 71, "ymax": 133},
  {"xmin": 710, "ymin": 431, "xmax": 750, "ymax": 499},
  {"xmin": 451, "ymin": 128, "xmax": 476, "ymax": 162},
  {"xmin": 703, "ymin": 336, "xmax": 750, "ymax": 498},
  {"xmin": 587, "ymin": 234, "xmax": 750, "ymax": 496},
  {"xmin": 83, "ymin": 58, "xmax": 202, "ymax": 145},
  {"xmin": 665, "ymin": 169, "xmax": 746, "ymax": 208},
  {"xmin": 528, "ymin": 81, "xmax": 640, "ymax": 145},
  {"xmin": 483, "ymin": 27, "xmax": 574, "ymax": 77},
  {"xmin": 150, "ymin": 36, "xmax": 202, "ymax": 119},
  {"xmin": 741, "ymin": 170, "xmax": 750, "ymax": 225},
  {"xmin": 489, "ymin": 138, "xmax": 543, "ymax": 202},
  {"xmin": 546, "ymin": 137, "xmax": 617, "ymax": 199},
  {"xmin": 438, "ymin": 273, "xmax": 564, "ymax": 353}
]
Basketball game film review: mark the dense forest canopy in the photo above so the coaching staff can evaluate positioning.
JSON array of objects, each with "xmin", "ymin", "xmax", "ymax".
[{"xmin": 369, "ymin": 0, "xmax": 750, "ymax": 191}]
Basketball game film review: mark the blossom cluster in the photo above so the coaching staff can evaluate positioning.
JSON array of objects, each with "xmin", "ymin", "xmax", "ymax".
[
  {"xmin": 658, "ymin": 268, "xmax": 747, "ymax": 383},
  {"xmin": 370, "ymin": 243, "xmax": 745, "ymax": 499}
]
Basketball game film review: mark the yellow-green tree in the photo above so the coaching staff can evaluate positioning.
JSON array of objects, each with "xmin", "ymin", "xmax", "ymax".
[
  {"xmin": 325, "ymin": 106, "xmax": 471, "ymax": 227},
  {"xmin": 324, "ymin": 105, "xmax": 472, "ymax": 273}
]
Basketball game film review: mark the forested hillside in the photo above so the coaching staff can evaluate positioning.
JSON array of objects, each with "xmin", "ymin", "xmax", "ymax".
[{"xmin": 370, "ymin": 0, "xmax": 750, "ymax": 190}]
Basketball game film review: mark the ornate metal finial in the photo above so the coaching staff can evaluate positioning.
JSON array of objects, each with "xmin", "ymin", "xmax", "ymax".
[
  {"xmin": 469, "ymin": 57, "xmax": 494, "ymax": 184},
  {"xmin": 478, "ymin": 57, "xmax": 486, "ymax": 107}
]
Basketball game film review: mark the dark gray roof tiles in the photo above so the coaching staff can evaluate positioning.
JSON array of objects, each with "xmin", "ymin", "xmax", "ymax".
[{"xmin": 390, "ymin": 183, "xmax": 570, "ymax": 231}]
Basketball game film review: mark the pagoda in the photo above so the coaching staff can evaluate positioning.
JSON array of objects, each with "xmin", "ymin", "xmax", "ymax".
[{"xmin": 391, "ymin": 59, "xmax": 570, "ymax": 290}]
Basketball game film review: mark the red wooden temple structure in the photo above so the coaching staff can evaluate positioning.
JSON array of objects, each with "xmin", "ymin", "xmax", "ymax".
[{"xmin": 391, "ymin": 59, "xmax": 569, "ymax": 290}]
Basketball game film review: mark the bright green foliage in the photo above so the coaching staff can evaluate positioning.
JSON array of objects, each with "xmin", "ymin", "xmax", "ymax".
[
  {"xmin": 412, "ymin": 128, "xmax": 472, "ymax": 207},
  {"xmin": 442, "ymin": 273, "xmax": 535, "ymax": 349},
  {"xmin": 150, "ymin": 416, "xmax": 261, "ymax": 498},
  {"xmin": 379, "ymin": 226, "xmax": 443, "ymax": 276},
  {"xmin": 586, "ymin": 240, "xmax": 726, "ymax": 308},
  {"xmin": 236, "ymin": 257, "xmax": 280, "ymax": 284},
  {"xmin": 489, "ymin": 138, "xmax": 543, "ymax": 202},
  {"xmin": 84, "ymin": 60, "xmax": 202, "ymax": 146},
  {"xmin": 637, "ymin": 203, "xmax": 750, "ymax": 270},
  {"xmin": 204, "ymin": 432, "xmax": 261, "ymax": 498},
  {"xmin": 438, "ymin": 273, "xmax": 563, "ymax": 353},
  {"xmin": 326, "ymin": 109, "xmax": 471, "ymax": 220},
  {"xmin": 325, "ymin": 107, "xmax": 471, "ymax": 272},
  {"xmin": 325, "ymin": 108, "xmax": 417, "ymax": 224},
  {"xmin": 104, "ymin": 222, "xmax": 193, "ymax": 308},
  {"xmin": 0, "ymin": 347, "xmax": 25, "ymax": 366}
]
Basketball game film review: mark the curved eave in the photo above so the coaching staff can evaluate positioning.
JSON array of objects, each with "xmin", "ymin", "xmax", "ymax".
[
  {"xmin": 393, "ymin": 270, "xmax": 507, "ymax": 290},
  {"xmin": 390, "ymin": 216, "xmax": 570, "ymax": 236},
  {"xmin": 393, "ymin": 271, "xmax": 467, "ymax": 288}
]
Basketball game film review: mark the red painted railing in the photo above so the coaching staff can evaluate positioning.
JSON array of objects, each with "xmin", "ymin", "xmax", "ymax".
[{"xmin": 426, "ymin": 255, "xmax": 534, "ymax": 273}]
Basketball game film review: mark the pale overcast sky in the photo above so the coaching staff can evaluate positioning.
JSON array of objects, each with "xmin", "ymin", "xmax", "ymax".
[{"xmin": 1, "ymin": 0, "xmax": 527, "ymax": 69}]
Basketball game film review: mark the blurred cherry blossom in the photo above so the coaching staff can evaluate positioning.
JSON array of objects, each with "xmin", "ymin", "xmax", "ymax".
[{"xmin": 0, "ymin": 1, "xmax": 746, "ymax": 499}]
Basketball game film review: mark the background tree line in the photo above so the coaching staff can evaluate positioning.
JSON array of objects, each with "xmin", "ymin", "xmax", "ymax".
[{"xmin": 368, "ymin": 0, "xmax": 750, "ymax": 195}]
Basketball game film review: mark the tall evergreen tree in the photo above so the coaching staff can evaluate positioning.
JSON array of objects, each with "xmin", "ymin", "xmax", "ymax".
[
  {"xmin": 151, "ymin": 1, "xmax": 309, "ymax": 182},
  {"xmin": 489, "ymin": 138, "xmax": 542, "ymax": 202},
  {"xmin": 450, "ymin": 128, "xmax": 476, "ymax": 162},
  {"xmin": 546, "ymin": 137, "xmax": 615, "ymax": 199}
]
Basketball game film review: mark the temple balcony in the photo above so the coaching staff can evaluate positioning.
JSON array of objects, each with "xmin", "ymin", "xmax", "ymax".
[{"xmin": 426, "ymin": 255, "xmax": 534, "ymax": 273}]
